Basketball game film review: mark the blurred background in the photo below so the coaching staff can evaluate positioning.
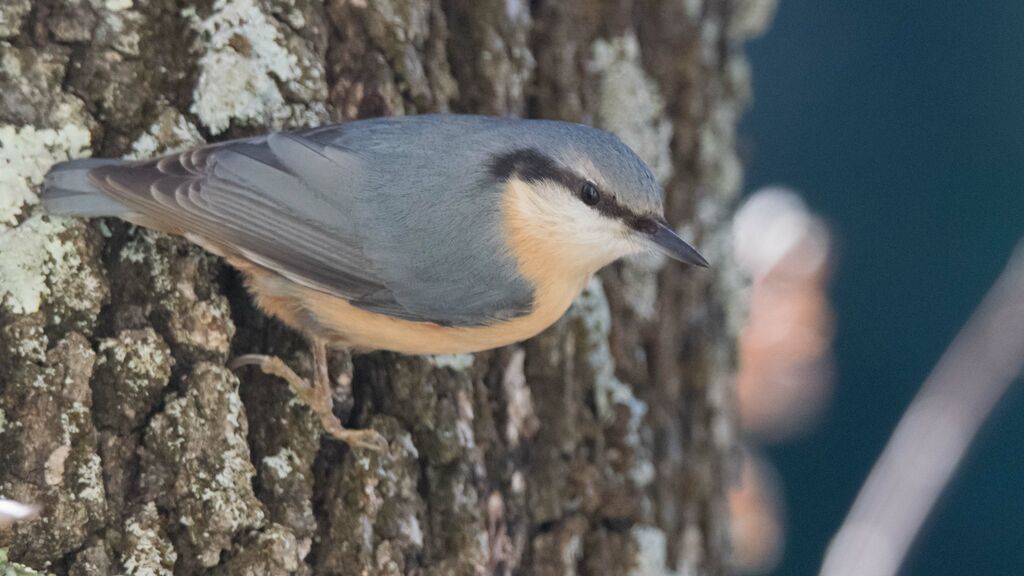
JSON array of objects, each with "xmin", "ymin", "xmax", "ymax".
[{"xmin": 737, "ymin": 1, "xmax": 1024, "ymax": 574}]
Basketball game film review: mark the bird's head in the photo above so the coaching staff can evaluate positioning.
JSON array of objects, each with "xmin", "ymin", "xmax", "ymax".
[{"xmin": 490, "ymin": 124, "xmax": 708, "ymax": 276}]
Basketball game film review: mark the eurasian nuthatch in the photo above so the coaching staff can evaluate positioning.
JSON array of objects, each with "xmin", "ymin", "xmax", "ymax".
[{"xmin": 43, "ymin": 114, "xmax": 708, "ymax": 449}]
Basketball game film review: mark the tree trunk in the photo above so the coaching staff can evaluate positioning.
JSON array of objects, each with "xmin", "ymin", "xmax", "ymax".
[{"xmin": 0, "ymin": 0, "xmax": 773, "ymax": 574}]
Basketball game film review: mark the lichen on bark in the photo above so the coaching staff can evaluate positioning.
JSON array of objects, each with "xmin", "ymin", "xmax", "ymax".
[{"xmin": 0, "ymin": 0, "xmax": 774, "ymax": 574}]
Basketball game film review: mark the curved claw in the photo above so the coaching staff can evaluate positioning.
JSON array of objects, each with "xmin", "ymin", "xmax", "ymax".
[
  {"xmin": 323, "ymin": 422, "xmax": 389, "ymax": 452},
  {"xmin": 228, "ymin": 354, "xmax": 270, "ymax": 371}
]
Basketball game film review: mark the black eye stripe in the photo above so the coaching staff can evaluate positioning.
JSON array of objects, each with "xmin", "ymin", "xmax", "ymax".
[
  {"xmin": 488, "ymin": 148, "xmax": 577, "ymax": 190},
  {"xmin": 632, "ymin": 217, "xmax": 660, "ymax": 235},
  {"xmin": 489, "ymin": 147, "xmax": 653, "ymax": 226}
]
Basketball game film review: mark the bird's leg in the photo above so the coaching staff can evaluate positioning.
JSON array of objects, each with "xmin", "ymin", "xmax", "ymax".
[
  {"xmin": 309, "ymin": 340, "xmax": 388, "ymax": 451},
  {"xmin": 230, "ymin": 341, "xmax": 387, "ymax": 452}
]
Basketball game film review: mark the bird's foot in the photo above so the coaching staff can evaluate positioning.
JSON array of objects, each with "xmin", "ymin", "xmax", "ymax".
[
  {"xmin": 229, "ymin": 353, "xmax": 387, "ymax": 452},
  {"xmin": 319, "ymin": 419, "xmax": 389, "ymax": 452}
]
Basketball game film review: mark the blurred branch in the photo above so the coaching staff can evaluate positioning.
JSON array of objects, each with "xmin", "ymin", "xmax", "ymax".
[{"xmin": 820, "ymin": 240, "xmax": 1024, "ymax": 576}]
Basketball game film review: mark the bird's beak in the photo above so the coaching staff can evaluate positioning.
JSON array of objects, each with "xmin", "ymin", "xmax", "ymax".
[{"xmin": 644, "ymin": 219, "xmax": 710, "ymax": 268}]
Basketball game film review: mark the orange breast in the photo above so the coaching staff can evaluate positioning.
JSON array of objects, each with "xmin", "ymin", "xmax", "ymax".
[
  {"xmin": 292, "ymin": 276, "xmax": 583, "ymax": 354},
  {"xmin": 235, "ymin": 179, "xmax": 597, "ymax": 354}
]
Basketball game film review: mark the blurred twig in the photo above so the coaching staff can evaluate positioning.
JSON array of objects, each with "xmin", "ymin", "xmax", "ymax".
[
  {"xmin": 0, "ymin": 499, "xmax": 37, "ymax": 527},
  {"xmin": 820, "ymin": 240, "xmax": 1024, "ymax": 576}
]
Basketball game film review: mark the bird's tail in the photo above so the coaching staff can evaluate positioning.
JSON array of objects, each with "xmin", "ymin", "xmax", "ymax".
[{"xmin": 42, "ymin": 158, "xmax": 129, "ymax": 218}]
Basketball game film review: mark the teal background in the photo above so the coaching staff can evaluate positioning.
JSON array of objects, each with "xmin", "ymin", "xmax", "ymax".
[{"xmin": 742, "ymin": 1, "xmax": 1024, "ymax": 574}]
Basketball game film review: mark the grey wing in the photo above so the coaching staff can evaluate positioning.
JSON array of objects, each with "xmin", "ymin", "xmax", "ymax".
[{"xmin": 89, "ymin": 131, "xmax": 428, "ymax": 321}]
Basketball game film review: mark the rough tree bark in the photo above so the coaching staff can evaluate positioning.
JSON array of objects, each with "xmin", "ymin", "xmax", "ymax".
[{"xmin": 0, "ymin": 0, "xmax": 773, "ymax": 574}]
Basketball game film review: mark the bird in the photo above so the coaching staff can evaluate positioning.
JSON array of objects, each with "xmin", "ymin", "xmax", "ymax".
[{"xmin": 42, "ymin": 114, "xmax": 708, "ymax": 450}]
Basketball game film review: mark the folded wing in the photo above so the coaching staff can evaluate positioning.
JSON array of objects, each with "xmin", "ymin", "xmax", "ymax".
[{"xmin": 89, "ymin": 131, "xmax": 432, "ymax": 321}]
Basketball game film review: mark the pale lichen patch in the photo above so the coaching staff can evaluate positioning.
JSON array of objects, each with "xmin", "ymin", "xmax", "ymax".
[
  {"xmin": 2, "ymin": 325, "xmax": 46, "ymax": 370},
  {"xmin": 123, "ymin": 503, "xmax": 177, "ymax": 576},
  {"xmin": 197, "ymin": 386, "xmax": 263, "ymax": 533},
  {"xmin": 104, "ymin": 0, "xmax": 133, "ymax": 11},
  {"xmin": 118, "ymin": 229, "xmax": 173, "ymax": 294},
  {"xmin": 621, "ymin": 251, "xmax": 666, "ymax": 320},
  {"xmin": 75, "ymin": 453, "xmax": 104, "ymax": 503},
  {"xmin": 588, "ymin": 34, "xmax": 674, "ymax": 318},
  {"xmin": 262, "ymin": 448, "xmax": 296, "ymax": 480},
  {"xmin": 589, "ymin": 33, "xmax": 673, "ymax": 186},
  {"xmin": 699, "ymin": 101, "xmax": 744, "ymax": 203},
  {"xmin": 60, "ymin": 401, "xmax": 89, "ymax": 446},
  {"xmin": 0, "ymin": 120, "xmax": 104, "ymax": 325},
  {"xmin": 0, "ymin": 1, "xmax": 32, "ymax": 38},
  {"xmin": 93, "ymin": 330, "xmax": 174, "ymax": 433},
  {"xmin": 571, "ymin": 280, "xmax": 629, "ymax": 419},
  {"xmin": 571, "ymin": 279, "xmax": 653, "ymax": 487},
  {"xmin": 630, "ymin": 526, "xmax": 681, "ymax": 576},
  {"xmin": 188, "ymin": 0, "xmax": 327, "ymax": 134},
  {"xmin": 97, "ymin": 333, "xmax": 172, "ymax": 388},
  {"xmin": 426, "ymin": 354, "xmax": 475, "ymax": 371},
  {"xmin": 0, "ymin": 123, "xmax": 91, "ymax": 228},
  {"xmin": 166, "ymin": 297, "xmax": 235, "ymax": 358},
  {"xmin": 94, "ymin": 329, "xmax": 174, "ymax": 432},
  {"xmin": 128, "ymin": 109, "xmax": 203, "ymax": 160},
  {"xmin": 0, "ymin": 215, "xmax": 70, "ymax": 315},
  {"xmin": 140, "ymin": 364, "xmax": 265, "ymax": 568},
  {"xmin": 44, "ymin": 223, "xmax": 107, "ymax": 324},
  {"xmin": 98, "ymin": 3, "xmax": 145, "ymax": 56},
  {"xmin": 502, "ymin": 348, "xmax": 538, "ymax": 447}
]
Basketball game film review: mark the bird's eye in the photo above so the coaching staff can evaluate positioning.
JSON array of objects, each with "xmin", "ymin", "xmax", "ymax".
[{"xmin": 580, "ymin": 181, "xmax": 601, "ymax": 206}]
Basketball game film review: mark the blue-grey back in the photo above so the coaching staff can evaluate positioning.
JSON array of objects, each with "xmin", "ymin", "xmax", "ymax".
[
  {"xmin": 305, "ymin": 117, "xmax": 538, "ymax": 324},
  {"xmin": 296, "ymin": 115, "xmax": 660, "ymax": 325}
]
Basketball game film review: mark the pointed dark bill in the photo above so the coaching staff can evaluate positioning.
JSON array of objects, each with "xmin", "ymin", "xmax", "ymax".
[{"xmin": 647, "ymin": 219, "xmax": 710, "ymax": 267}]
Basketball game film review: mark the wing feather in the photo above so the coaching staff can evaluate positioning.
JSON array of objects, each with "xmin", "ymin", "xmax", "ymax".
[
  {"xmin": 87, "ymin": 120, "xmax": 535, "ymax": 328},
  {"xmin": 89, "ymin": 134, "xmax": 415, "ymax": 316}
]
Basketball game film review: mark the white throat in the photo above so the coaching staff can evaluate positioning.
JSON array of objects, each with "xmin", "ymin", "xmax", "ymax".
[{"xmin": 503, "ymin": 179, "xmax": 643, "ymax": 276}]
